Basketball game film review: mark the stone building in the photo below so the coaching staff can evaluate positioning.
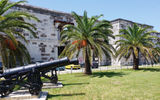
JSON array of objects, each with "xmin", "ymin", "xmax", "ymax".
[
  {"xmin": 10, "ymin": 4, "xmax": 75, "ymax": 63},
  {"xmin": 9, "ymin": 4, "xmax": 159, "ymax": 66},
  {"xmin": 110, "ymin": 19, "xmax": 160, "ymax": 66}
]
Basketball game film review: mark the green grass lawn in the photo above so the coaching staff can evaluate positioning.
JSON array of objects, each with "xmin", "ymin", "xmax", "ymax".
[{"xmin": 43, "ymin": 67, "xmax": 160, "ymax": 100}]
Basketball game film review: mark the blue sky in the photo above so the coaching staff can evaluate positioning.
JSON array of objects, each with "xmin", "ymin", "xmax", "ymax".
[{"xmin": 12, "ymin": 0, "xmax": 160, "ymax": 31}]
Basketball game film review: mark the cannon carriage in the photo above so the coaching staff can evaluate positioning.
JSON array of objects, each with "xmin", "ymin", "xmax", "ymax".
[{"xmin": 0, "ymin": 57, "xmax": 78, "ymax": 97}]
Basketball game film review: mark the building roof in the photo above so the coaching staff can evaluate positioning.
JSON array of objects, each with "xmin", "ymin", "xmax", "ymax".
[
  {"xmin": 16, "ymin": 3, "xmax": 73, "ymax": 17},
  {"xmin": 111, "ymin": 18, "xmax": 153, "ymax": 28},
  {"xmin": 16, "ymin": 4, "xmax": 154, "ymax": 28}
]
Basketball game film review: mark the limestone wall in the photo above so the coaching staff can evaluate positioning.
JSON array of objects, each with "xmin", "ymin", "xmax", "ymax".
[
  {"xmin": 111, "ymin": 19, "xmax": 155, "ymax": 66},
  {"xmin": 110, "ymin": 20, "xmax": 121, "ymax": 66},
  {"xmin": 11, "ymin": 4, "xmax": 74, "ymax": 62}
]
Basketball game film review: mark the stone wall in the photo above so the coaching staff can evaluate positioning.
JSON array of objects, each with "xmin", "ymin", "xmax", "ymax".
[
  {"xmin": 110, "ymin": 19, "xmax": 155, "ymax": 66},
  {"xmin": 11, "ymin": 4, "xmax": 74, "ymax": 62}
]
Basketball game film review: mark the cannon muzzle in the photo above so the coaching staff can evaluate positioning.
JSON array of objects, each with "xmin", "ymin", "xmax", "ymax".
[{"xmin": 70, "ymin": 58, "xmax": 79, "ymax": 65}]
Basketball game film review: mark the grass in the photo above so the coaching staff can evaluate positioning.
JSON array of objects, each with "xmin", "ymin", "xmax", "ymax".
[{"xmin": 44, "ymin": 67, "xmax": 160, "ymax": 100}]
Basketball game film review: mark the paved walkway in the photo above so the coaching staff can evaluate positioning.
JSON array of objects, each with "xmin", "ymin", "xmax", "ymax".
[{"xmin": 56, "ymin": 65, "xmax": 157, "ymax": 74}]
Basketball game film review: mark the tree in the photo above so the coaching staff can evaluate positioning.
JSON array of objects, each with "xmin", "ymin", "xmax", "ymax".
[
  {"xmin": 0, "ymin": 0, "xmax": 39, "ymax": 69},
  {"xmin": 115, "ymin": 23, "xmax": 160, "ymax": 70},
  {"xmin": 60, "ymin": 11, "xmax": 115, "ymax": 75},
  {"xmin": 1, "ymin": 38, "xmax": 31, "ymax": 68}
]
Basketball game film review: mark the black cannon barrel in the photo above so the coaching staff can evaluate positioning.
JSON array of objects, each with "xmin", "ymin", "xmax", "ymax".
[
  {"xmin": 70, "ymin": 58, "xmax": 79, "ymax": 65},
  {"xmin": 0, "ymin": 57, "xmax": 78, "ymax": 78},
  {"xmin": 36, "ymin": 57, "xmax": 70, "ymax": 71}
]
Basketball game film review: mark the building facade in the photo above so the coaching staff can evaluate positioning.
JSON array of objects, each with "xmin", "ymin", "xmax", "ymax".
[
  {"xmin": 110, "ymin": 19, "xmax": 160, "ymax": 66},
  {"xmin": 10, "ymin": 4, "xmax": 159, "ymax": 66},
  {"xmin": 10, "ymin": 4, "xmax": 75, "ymax": 63}
]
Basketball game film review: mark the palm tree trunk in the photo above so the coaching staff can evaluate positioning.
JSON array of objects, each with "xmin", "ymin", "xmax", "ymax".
[
  {"xmin": 84, "ymin": 48, "xmax": 92, "ymax": 75},
  {"xmin": 0, "ymin": 44, "xmax": 4, "ymax": 72},
  {"xmin": 133, "ymin": 52, "xmax": 139, "ymax": 70}
]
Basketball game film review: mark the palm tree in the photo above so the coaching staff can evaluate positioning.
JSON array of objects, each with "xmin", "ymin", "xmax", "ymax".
[
  {"xmin": 0, "ymin": 0, "xmax": 39, "ymax": 69},
  {"xmin": 115, "ymin": 23, "xmax": 160, "ymax": 70},
  {"xmin": 1, "ymin": 38, "xmax": 31, "ymax": 68},
  {"xmin": 60, "ymin": 11, "xmax": 115, "ymax": 75}
]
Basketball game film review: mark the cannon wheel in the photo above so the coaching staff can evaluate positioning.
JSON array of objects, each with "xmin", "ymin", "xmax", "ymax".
[
  {"xmin": 0, "ymin": 86, "xmax": 12, "ymax": 97},
  {"xmin": 0, "ymin": 91, "xmax": 10, "ymax": 97},
  {"xmin": 0, "ymin": 81, "xmax": 15, "ymax": 97},
  {"xmin": 29, "ymin": 84, "xmax": 42, "ymax": 95}
]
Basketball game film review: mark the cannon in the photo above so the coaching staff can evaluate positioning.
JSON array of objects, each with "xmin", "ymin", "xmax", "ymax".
[{"xmin": 0, "ymin": 57, "xmax": 78, "ymax": 97}]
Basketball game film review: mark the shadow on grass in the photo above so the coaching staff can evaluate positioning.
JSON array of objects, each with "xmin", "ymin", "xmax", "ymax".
[
  {"xmin": 63, "ymin": 82, "xmax": 89, "ymax": 86},
  {"xmin": 140, "ymin": 68, "xmax": 160, "ymax": 72},
  {"xmin": 48, "ymin": 93, "xmax": 85, "ymax": 98},
  {"xmin": 92, "ymin": 71, "xmax": 126, "ymax": 78}
]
